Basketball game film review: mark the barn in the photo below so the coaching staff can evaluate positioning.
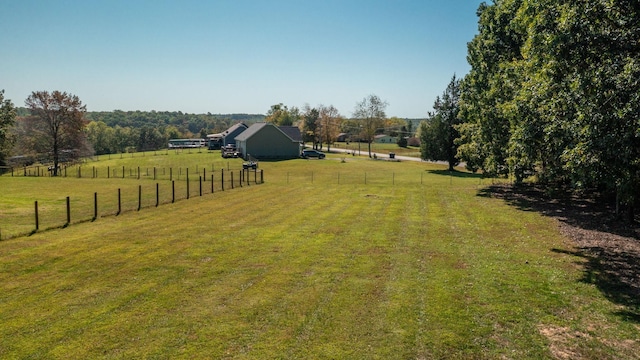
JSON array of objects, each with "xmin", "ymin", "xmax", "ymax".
[{"xmin": 235, "ymin": 123, "xmax": 302, "ymax": 160}]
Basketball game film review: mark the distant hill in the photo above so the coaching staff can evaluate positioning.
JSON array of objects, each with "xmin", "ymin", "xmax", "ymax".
[{"xmin": 16, "ymin": 108, "xmax": 265, "ymax": 134}]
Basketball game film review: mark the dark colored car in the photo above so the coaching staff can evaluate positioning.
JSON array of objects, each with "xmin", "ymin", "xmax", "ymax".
[{"xmin": 301, "ymin": 149, "xmax": 326, "ymax": 159}]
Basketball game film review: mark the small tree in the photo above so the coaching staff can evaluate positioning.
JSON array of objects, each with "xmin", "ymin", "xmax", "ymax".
[
  {"xmin": 353, "ymin": 94, "xmax": 388, "ymax": 158},
  {"xmin": 397, "ymin": 125, "xmax": 408, "ymax": 147},
  {"xmin": 318, "ymin": 105, "xmax": 342, "ymax": 152},
  {"xmin": 301, "ymin": 104, "xmax": 320, "ymax": 148},
  {"xmin": 420, "ymin": 75, "xmax": 462, "ymax": 171},
  {"xmin": 25, "ymin": 91, "xmax": 87, "ymax": 175}
]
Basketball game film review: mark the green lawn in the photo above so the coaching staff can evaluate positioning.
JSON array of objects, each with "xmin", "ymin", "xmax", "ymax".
[{"xmin": 0, "ymin": 153, "xmax": 638, "ymax": 359}]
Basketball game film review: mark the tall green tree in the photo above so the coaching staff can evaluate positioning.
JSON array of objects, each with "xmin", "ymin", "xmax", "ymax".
[
  {"xmin": 458, "ymin": 0, "xmax": 525, "ymax": 177},
  {"xmin": 0, "ymin": 90, "xmax": 17, "ymax": 169},
  {"xmin": 420, "ymin": 75, "xmax": 462, "ymax": 171},
  {"xmin": 25, "ymin": 91, "xmax": 87, "ymax": 175},
  {"xmin": 301, "ymin": 104, "xmax": 319, "ymax": 147},
  {"xmin": 353, "ymin": 94, "xmax": 388, "ymax": 158}
]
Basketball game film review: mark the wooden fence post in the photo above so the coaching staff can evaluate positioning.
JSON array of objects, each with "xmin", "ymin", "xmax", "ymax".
[
  {"xmin": 199, "ymin": 176, "xmax": 202, "ymax": 196},
  {"xmin": 156, "ymin": 183, "xmax": 159, "ymax": 207},
  {"xmin": 34, "ymin": 201, "xmax": 39, "ymax": 231},
  {"xmin": 93, "ymin": 192, "xmax": 98, "ymax": 221},
  {"xmin": 66, "ymin": 196, "xmax": 70, "ymax": 226},
  {"xmin": 172, "ymin": 181, "xmax": 175, "ymax": 203},
  {"xmin": 211, "ymin": 174, "xmax": 214, "ymax": 193},
  {"xmin": 221, "ymin": 169, "xmax": 225, "ymax": 191},
  {"xmin": 117, "ymin": 188, "xmax": 121, "ymax": 215},
  {"xmin": 138, "ymin": 185, "xmax": 142, "ymax": 211}
]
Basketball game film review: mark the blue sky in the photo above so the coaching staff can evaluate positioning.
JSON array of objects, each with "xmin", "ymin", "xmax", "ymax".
[{"xmin": 0, "ymin": 0, "xmax": 484, "ymax": 118}]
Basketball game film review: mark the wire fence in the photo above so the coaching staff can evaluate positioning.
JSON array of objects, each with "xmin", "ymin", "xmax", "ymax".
[{"xmin": 0, "ymin": 168, "xmax": 264, "ymax": 241}]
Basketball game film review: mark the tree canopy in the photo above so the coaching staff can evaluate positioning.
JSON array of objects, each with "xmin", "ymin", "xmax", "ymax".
[
  {"xmin": 420, "ymin": 75, "xmax": 462, "ymax": 171},
  {"xmin": 24, "ymin": 91, "xmax": 88, "ymax": 175},
  {"xmin": 353, "ymin": 94, "xmax": 388, "ymax": 158},
  {"xmin": 0, "ymin": 90, "xmax": 17, "ymax": 168},
  {"xmin": 265, "ymin": 103, "xmax": 300, "ymax": 126},
  {"xmin": 458, "ymin": 0, "xmax": 640, "ymax": 217}
]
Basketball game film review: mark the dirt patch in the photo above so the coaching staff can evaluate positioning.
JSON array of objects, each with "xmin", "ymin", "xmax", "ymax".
[{"xmin": 538, "ymin": 325, "xmax": 590, "ymax": 360}]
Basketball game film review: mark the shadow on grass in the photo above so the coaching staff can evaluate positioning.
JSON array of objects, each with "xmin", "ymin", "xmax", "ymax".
[
  {"xmin": 426, "ymin": 169, "xmax": 484, "ymax": 179},
  {"xmin": 478, "ymin": 184, "xmax": 640, "ymax": 323}
]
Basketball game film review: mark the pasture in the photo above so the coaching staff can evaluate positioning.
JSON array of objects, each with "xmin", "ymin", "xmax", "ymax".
[{"xmin": 0, "ymin": 151, "xmax": 638, "ymax": 359}]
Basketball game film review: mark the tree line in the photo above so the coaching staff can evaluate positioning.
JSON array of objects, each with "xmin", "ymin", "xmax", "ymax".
[
  {"xmin": 419, "ymin": 0, "xmax": 640, "ymax": 219},
  {"xmin": 0, "ymin": 90, "xmax": 418, "ymax": 173},
  {"xmin": 264, "ymin": 98, "xmax": 416, "ymax": 158}
]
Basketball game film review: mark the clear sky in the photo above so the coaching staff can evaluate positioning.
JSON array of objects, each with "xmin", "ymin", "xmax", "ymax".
[{"xmin": 0, "ymin": 0, "xmax": 484, "ymax": 118}]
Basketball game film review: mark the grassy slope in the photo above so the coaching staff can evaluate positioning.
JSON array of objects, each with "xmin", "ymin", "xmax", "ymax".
[{"xmin": 0, "ymin": 154, "xmax": 638, "ymax": 359}]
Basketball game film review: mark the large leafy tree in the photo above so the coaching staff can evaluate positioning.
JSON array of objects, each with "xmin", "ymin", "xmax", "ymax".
[
  {"xmin": 420, "ymin": 75, "xmax": 462, "ymax": 171},
  {"xmin": 353, "ymin": 94, "xmax": 388, "ymax": 158},
  {"xmin": 458, "ymin": 0, "xmax": 525, "ymax": 177},
  {"xmin": 0, "ymin": 90, "xmax": 17, "ymax": 169},
  {"xmin": 25, "ymin": 91, "xmax": 87, "ymax": 175}
]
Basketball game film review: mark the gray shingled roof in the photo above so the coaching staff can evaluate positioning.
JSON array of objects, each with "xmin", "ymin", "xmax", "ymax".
[{"xmin": 235, "ymin": 123, "xmax": 302, "ymax": 142}]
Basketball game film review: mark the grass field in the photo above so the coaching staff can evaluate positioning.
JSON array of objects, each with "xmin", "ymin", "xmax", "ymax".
[{"xmin": 1, "ymin": 152, "xmax": 638, "ymax": 359}]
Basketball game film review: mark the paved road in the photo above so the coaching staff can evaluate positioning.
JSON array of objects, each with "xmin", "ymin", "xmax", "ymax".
[{"xmin": 327, "ymin": 147, "xmax": 444, "ymax": 164}]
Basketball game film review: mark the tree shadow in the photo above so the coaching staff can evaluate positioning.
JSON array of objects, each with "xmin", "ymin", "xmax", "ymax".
[
  {"xmin": 479, "ymin": 184, "xmax": 640, "ymax": 323},
  {"xmin": 427, "ymin": 169, "xmax": 484, "ymax": 179}
]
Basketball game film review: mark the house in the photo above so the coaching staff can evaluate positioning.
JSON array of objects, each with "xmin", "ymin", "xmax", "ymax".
[
  {"xmin": 234, "ymin": 123, "xmax": 302, "ymax": 160},
  {"xmin": 207, "ymin": 123, "xmax": 248, "ymax": 149},
  {"xmin": 374, "ymin": 134, "xmax": 396, "ymax": 143},
  {"xmin": 336, "ymin": 133, "xmax": 349, "ymax": 142}
]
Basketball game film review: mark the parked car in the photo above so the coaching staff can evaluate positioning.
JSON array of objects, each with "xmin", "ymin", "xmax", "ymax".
[{"xmin": 301, "ymin": 149, "xmax": 326, "ymax": 159}]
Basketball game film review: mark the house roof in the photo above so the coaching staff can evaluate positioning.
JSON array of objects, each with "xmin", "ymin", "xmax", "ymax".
[
  {"xmin": 207, "ymin": 122, "xmax": 247, "ymax": 139},
  {"xmin": 234, "ymin": 122, "xmax": 268, "ymax": 142},
  {"xmin": 278, "ymin": 126, "xmax": 302, "ymax": 142},
  {"xmin": 235, "ymin": 123, "xmax": 301, "ymax": 142},
  {"xmin": 222, "ymin": 123, "xmax": 248, "ymax": 138}
]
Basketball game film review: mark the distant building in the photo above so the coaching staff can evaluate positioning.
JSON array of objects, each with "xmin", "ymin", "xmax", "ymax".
[
  {"xmin": 207, "ymin": 123, "xmax": 248, "ymax": 149},
  {"xmin": 374, "ymin": 134, "xmax": 396, "ymax": 143},
  {"xmin": 235, "ymin": 123, "xmax": 302, "ymax": 160}
]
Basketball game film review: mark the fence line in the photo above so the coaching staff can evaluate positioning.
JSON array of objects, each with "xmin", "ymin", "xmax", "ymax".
[{"xmin": 0, "ymin": 169, "xmax": 264, "ymax": 241}]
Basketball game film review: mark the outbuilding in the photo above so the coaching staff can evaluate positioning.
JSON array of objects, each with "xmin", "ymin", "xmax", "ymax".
[
  {"xmin": 207, "ymin": 123, "xmax": 248, "ymax": 149},
  {"xmin": 235, "ymin": 123, "xmax": 302, "ymax": 160}
]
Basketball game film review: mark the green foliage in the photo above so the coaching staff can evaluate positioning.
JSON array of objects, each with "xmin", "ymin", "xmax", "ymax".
[
  {"xmin": 84, "ymin": 110, "xmax": 263, "ymax": 135},
  {"xmin": 265, "ymin": 103, "xmax": 300, "ymax": 126},
  {"xmin": 24, "ymin": 91, "xmax": 88, "ymax": 174},
  {"xmin": 0, "ymin": 90, "xmax": 17, "ymax": 167},
  {"xmin": 459, "ymin": 0, "xmax": 640, "ymax": 216},
  {"xmin": 301, "ymin": 105, "xmax": 319, "ymax": 144},
  {"xmin": 420, "ymin": 75, "xmax": 461, "ymax": 171},
  {"xmin": 353, "ymin": 94, "xmax": 388, "ymax": 158},
  {"xmin": 396, "ymin": 126, "xmax": 408, "ymax": 148}
]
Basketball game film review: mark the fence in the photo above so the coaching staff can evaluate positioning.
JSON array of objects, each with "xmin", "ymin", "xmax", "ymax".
[
  {"xmin": 0, "ymin": 168, "xmax": 264, "ymax": 240},
  {"xmin": 267, "ymin": 169, "xmax": 506, "ymax": 187},
  {"xmin": 3, "ymin": 162, "xmax": 243, "ymax": 182}
]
